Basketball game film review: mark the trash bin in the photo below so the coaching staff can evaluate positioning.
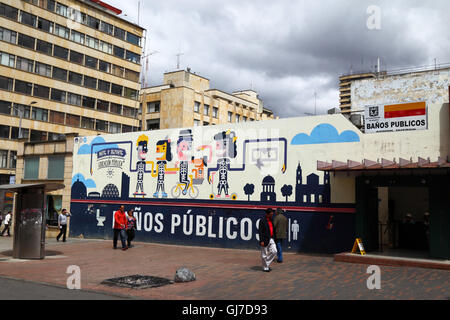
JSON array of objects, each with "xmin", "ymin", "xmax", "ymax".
[{"xmin": 0, "ymin": 183, "xmax": 64, "ymax": 260}]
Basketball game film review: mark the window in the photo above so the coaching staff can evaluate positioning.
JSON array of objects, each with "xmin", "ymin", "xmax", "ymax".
[
  {"xmin": 146, "ymin": 119, "xmax": 160, "ymax": 131},
  {"xmin": 9, "ymin": 151, "xmax": 16, "ymax": 169},
  {"xmin": 99, "ymin": 60, "xmax": 111, "ymax": 73},
  {"xmin": 109, "ymin": 122, "xmax": 121, "ymax": 133},
  {"xmin": 99, "ymin": 41, "xmax": 112, "ymax": 54},
  {"xmin": 0, "ymin": 76, "xmax": 13, "ymax": 90},
  {"xmin": 110, "ymin": 103, "xmax": 122, "ymax": 115},
  {"xmin": 0, "ymin": 150, "xmax": 9, "ymax": 168},
  {"xmin": 82, "ymin": 96, "xmax": 95, "ymax": 109},
  {"xmin": 98, "ymin": 80, "xmax": 110, "ymax": 93},
  {"xmin": 114, "ymin": 27, "xmax": 125, "ymax": 40},
  {"xmin": 123, "ymin": 106, "xmax": 137, "ymax": 118},
  {"xmin": 0, "ymin": 27, "xmax": 17, "ymax": 44},
  {"xmin": 18, "ymin": 34, "xmax": 35, "ymax": 50},
  {"xmin": 113, "ymin": 46, "xmax": 124, "ymax": 59},
  {"xmin": 0, "ymin": 125, "xmax": 9, "ymax": 139},
  {"xmin": 236, "ymin": 115, "xmax": 240, "ymax": 123},
  {"xmin": 69, "ymin": 8, "xmax": 86, "ymax": 24},
  {"xmin": 35, "ymin": 62, "xmax": 52, "ymax": 77},
  {"xmin": 204, "ymin": 104, "xmax": 210, "ymax": 116},
  {"xmin": 85, "ymin": 55, "xmax": 98, "ymax": 69},
  {"xmin": 53, "ymin": 45, "xmax": 68, "ymax": 60},
  {"xmin": 19, "ymin": 11, "xmax": 37, "ymax": 27},
  {"xmin": 0, "ymin": 3, "xmax": 18, "ymax": 20},
  {"xmin": 56, "ymin": 3, "xmax": 69, "ymax": 17},
  {"xmin": 37, "ymin": 18, "xmax": 53, "ymax": 33},
  {"xmin": 96, "ymin": 100, "xmax": 109, "ymax": 112},
  {"xmin": 36, "ymin": 39, "xmax": 53, "ymax": 55},
  {"xmin": 12, "ymin": 127, "xmax": 29, "ymax": 139},
  {"xmin": 203, "ymin": 122, "xmax": 209, "ymax": 126},
  {"xmin": 125, "ymin": 69, "xmax": 139, "ymax": 82},
  {"xmin": 194, "ymin": 119, "xmax": 200, "ymax": 127},
  {"xmin": 122, "ymin": 125, "xmax": 132, "ymax": 133},
  {"xmin": 213, "ymin": 107, "xmax": 218, "ymax": 118},
  {"xmin": 126, "ymin": 51, "xmax": 140, "ymax": 64},
  {"xmin": 31, "ymin": 107, "xmax": 48, "ymax": 121},
  {"xmin": 126, "ymin": 33, "xmax": 141, "ymax": 46},
  {"xmin": 51, "ymin": 88, "xmax": 66, "ymax": 102},
  {"xmin": 124, "ymin": 88, "xmax": 137, "ymax": 100},
  {"xmin": 83, "ymin": 76, "xmax": 97, "ymax": 89},
  {"xmin": 147, "ymin": 102, "xmax": 160, "ymax": 113},
  {"xmin": 30, "ymin": 130, "xmax": 47, "ymax": 142},
  {"xmin": 100, "ymin": 21, "xmax": 113, "ymax": 35},
  {"xmin": 243, "ymin": 116, "xmax": 248, "ymax": 122},
  {"xmin": 0, "ymin": 52, "xmax": 15, "ymax": 67},
  {"xmin": 16, "ymin": 57, "xmax": 34, "ymax": 72},
  {"xmin": 52, "ymin": 67, "xmax": 67, "ymax": 81},
  {"xmin": 194, "ymin": 101, "xmax": 200, "ymax": 113},
  {"xmin": 67, "ymin": 93, "xmax": 81, "ymax": 106},
  {"xmin": 95, "ymin": 119, "xmax": 107, "ymax": 132},
  {"xmin": 85, "ymin": 35, "xmax": 99, "ymax": 49},
  {"xmin": 0, "ymin": 100, "xmax": 11, "ymax": 115},
  {"xmin": 46, "ymin": 0, "xmax": 55, "ymax": 11},
  {"xmin": 87, "ymin": 16, "xmax": 100, "ymax": 29},
  {"xmin": 68, "ymin": 71, "xmax": 82, "ymax": 85},
  {"xmin": 47, "ymin": 155, "xmax": 64, "ymax": 179},
  {"xmin": 12, "ymin": 104, "xmax": 30, "ymax": 118},
  {"xmin": 111, "ymin": 84, "xmax": 123, "ymax": 95},
  {"xmin": 49, "ymin": 110, "xmax": 65, "ymax": 124},
  {"xmin": 81, "ymin": 117, "xmax": 94, "ymax": 129},
  {"xmin": 112, "ymin": 65, "xmax": 124, "ymax": 77},
  {"xmin": 228, "ymin": 112, "xmax": 233, "ymax": 122},
  {"xmin": 14, "ymin": 80, "xmax": 33, "ymax": 95},
  {"xmin": 70, "ymin": 30, "xmax": 84, "ymax": 44},
  {"xmin": 69, "ymin": 51, "xmax": 83, "ymax": 64},
  {"xmin": 33, "ymin": 85, "xmax": 50, "ymax": 99},
  {"xmin": 54, "ymin": 24, "xmax": 69, "ymax": 39},
  {"xmin": 66, "ymin": 114, "xmax": 80, "ymax": 127}
]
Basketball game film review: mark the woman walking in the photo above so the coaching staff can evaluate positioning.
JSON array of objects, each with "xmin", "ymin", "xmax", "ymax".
[{"xmin": 126, "ymin": 210, "xmax": 137, "ymax": 248}]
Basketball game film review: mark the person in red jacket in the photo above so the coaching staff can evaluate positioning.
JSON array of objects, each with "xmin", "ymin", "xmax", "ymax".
[{"xmin": 113, "ymin": 205, "xmax": 128, "ymax": 250}]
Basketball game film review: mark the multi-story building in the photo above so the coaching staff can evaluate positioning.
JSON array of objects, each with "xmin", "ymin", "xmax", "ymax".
[
  {"xmin": 140, "ymin": 70, "xmax": 276, "ymax": 131},
  {"xmin": 339, "ymin": 72, "xmax": 376, "ymax": 114},
  {"xmin": 0, "ymin": 0, "xmax": 145, "ymax": 210}
]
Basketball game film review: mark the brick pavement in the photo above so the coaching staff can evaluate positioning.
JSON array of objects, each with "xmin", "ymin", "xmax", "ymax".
[{"xmin": 0, "ymin": 237, "xmax": 448, "ymax": 300}]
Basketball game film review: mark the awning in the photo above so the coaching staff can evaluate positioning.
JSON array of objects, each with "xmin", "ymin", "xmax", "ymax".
[
  {"xmin": 317, "ymin": 157, "xmax": 450, "ymax": 172},
  {"xmin": 0, "ymin": 183, "xmax": 65, "ymax": 193}
]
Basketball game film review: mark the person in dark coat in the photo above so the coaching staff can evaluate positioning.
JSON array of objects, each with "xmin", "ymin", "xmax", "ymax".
[
  {"xmin": 258, "ymin": 208, "xmax": 277, "ymax": 272},
  {"xmin": 273, "ymin": 208, "xmax": 288, "ymax": 263}
]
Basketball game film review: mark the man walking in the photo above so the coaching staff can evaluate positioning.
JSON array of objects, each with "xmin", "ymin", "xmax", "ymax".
[
  {"xmin": 273, "ymin": 208, "xmax": 288, "ymax": 263},
  {"xmin": 56, "ymin": 209, "xmax": 70, "ymax": 242},
  {"xmin": 1, "ymin": 211, "xmax": 11, "ymax": 237},
  {"xmin": 258, "ymin": 208, "xmax": 277, "ymax": 272},
  {"xmin": 113, "ymin": 205, "xmax": 128, "ymax": 250}
]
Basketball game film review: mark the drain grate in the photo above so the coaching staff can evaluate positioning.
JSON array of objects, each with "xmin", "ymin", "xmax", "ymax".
[{"xmin": 101, "ymin": 275, "xmax": 174, "ymax": 289}]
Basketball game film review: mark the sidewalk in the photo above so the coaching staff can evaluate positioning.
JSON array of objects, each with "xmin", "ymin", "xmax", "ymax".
[{"xmin": 0, "ymin": 236, "xmax": 449, "ymax": 300}]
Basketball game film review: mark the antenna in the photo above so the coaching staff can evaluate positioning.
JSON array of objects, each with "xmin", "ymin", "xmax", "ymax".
[
  {"xmin": 314, "ymin": 91, "xmax": 317, "ymax": 115},
  {"xmin": 176, "ymin": 52, "xmax": 184, "ymax": 70}
]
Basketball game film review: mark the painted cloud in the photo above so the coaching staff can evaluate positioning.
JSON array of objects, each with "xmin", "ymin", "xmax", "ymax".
[
  {"xmin": 291, "ymin": 123, "xmax": 360, "ymax": 145},
  {"xmin": 77, "ymin": 136, "xmax": 119, "ymax": 155}
]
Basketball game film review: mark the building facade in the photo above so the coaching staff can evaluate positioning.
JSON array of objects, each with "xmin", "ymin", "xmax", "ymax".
[
  {"xmin": 140, "ymin": 70, "xmax": 276, "ymax": 131},
  {"xmin": 0, "ymin": 0, "xmax": 145, "ymax": 213}
]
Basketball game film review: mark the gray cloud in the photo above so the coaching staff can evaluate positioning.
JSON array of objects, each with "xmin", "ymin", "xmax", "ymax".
[{"xmin": 107, "ymin": 0, "xmax": 450, "ymax": 118}]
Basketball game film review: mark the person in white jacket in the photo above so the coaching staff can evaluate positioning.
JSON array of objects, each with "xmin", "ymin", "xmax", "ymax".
[{"xmin": 1, "ymin": 211, "xmax": 11, "ymax": 237}]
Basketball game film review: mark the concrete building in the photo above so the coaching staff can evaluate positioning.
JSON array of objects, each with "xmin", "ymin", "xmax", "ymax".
[
  {"xmin": 0, "ymin": 0, "xmax": 145, "ymax": 213},
  {"xmin": 339, "ymin": 72, "xmax": 376, "ymax": 114},
  {"xmin": 140, "ymin": 70, "xmax": 276, "ymax": 131}
]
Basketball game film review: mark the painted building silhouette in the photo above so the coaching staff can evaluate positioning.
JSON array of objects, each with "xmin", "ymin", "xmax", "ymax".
[
  {"xmin": 295, "ymin": 162, "xmax": 330, "ymax": 204},
  {"xmin": 260, "ymin": 175, "xmax": 276, "ymax": 203}
]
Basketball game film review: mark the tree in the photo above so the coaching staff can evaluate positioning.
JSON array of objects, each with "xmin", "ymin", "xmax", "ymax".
[
  {"xmin": 243, "ymin": 183, "xmax": 255, "ymax": 201},
  {"xmin": 281, "ymin": 184, "xmax": 293, "ymax": 202}
]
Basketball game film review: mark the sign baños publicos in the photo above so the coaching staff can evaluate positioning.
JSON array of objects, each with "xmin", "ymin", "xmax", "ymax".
[{"xmin": 70, "ymin": 116, "xmax": 360, "ymax": 253}]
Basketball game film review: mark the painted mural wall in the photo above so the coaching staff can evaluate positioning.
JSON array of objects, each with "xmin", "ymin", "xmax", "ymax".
[{"xmin": 70, "ymin": 108, "xmax": 447, "ymax": 252}]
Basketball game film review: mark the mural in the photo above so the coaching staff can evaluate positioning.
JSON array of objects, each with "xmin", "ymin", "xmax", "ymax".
[{"xmin": 71, "ymin": 117, "xmax": 360, "ymax": 253}]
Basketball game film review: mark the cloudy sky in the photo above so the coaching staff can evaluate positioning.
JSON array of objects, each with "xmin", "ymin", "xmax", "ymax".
[{"xmin": 105, "ymin": 0, "xmax": 450, "ymax": 118}]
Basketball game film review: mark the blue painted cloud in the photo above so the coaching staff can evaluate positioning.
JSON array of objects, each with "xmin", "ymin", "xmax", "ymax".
[
  {"xmin": 72, "ymin": 173, "xmax": 96, "ymax": 188},
  {"xmin": 77, "ymin": 136, "xmax": 119, "ymax": 155},
  {"xmin": 291, "ymin": 123, "xmax": 360, "ymax": 145}
]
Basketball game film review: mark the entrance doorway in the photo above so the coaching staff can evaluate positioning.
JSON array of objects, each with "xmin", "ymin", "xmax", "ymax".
[{"xmin": 377, "ymin": 186, "xmax": 430, "ymax": 257}]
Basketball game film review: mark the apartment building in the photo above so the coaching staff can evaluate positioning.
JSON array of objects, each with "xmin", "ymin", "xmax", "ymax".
[
  {"xmin": 140, "ymin": 70, "xmax": 276, "ymax": 131},
  {"xmin": 0, "ymin": 0, "xmax": 145, "ymax": 190}
]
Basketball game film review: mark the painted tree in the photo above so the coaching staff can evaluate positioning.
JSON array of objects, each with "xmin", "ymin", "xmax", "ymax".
[
  {"xmin": 243, "ymin": 183, "xmax": 255, "ymax": 201},
  {"xmin": 281, "ymin": 184, "xmax": 293, "ymax": 202}
]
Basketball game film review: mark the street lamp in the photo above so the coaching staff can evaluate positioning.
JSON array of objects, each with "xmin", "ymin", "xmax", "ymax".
[{"xmin": 13, "ymin": 101, "xmax": 36, "ymax": 139}]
